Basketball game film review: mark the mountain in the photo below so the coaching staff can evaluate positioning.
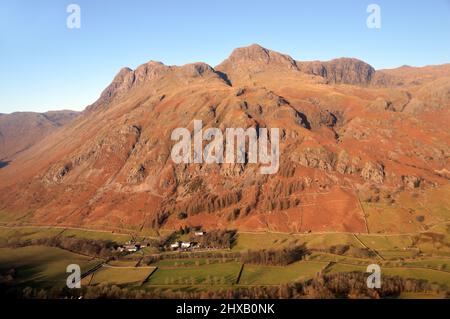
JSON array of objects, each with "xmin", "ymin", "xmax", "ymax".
[
  {"xmin": 297, "ymin": 58, "xmax": 375, "ymax": 85},
  {"xmin": 215, "ymin": 44, "xmax": 299, "ymax": 83},
  {"xmin": 0, "ymin": 110, "xmax": 79, "ymax": 161},
  {"xmin": 0, "ymin": 44, "xmax": 448, "ymax": 234}
]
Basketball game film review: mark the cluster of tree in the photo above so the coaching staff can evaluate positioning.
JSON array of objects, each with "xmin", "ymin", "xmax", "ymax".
[
  {"xmin": 323, "ymin": 245, "xmax": 377, "ymax": 258},
  {"xmin": 177, "ymin": 212, "xmax": 188, "ymax": 220},
  {"xmin": 2, "ymin": 236, "xmax": 120, "ymax": 258},
  {"xmin": 197, "ymin": 230, "xmax": 237, "ymax": 249},
  {"xmin": 2, "ymin": 272, "xmax": 447, "ymax": 299},
  {"xmin": 328, "ymin": 245, "xmax": 350, "ymax": 255},
  {"xmin": 240, "ymin": 245, "xmax": 309, "ymax": 266},
  {"xmin": 293, "ymin": 272, "xmax": 443, "ymax": 299},
  {"xmin": 142, "ymin": 243, "xmax": 308, "ymax": 267},
  {"xmin": 39, "ymin": 236, "xmax": 119, "ymax": 258},
  {"xmin": 176, "ymin": 225, "xmax": 197, "ymax": 235},
  {"xmin": 151, "ymin": 211, "xmax": 169, "ymax": 229}
]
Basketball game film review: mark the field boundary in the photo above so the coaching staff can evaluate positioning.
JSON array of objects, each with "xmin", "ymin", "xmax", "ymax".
[
  {"xmin": 353, "ymin": 234, "xmax": 385, "ymax": 260},
  {"xmin": 235, "ymin": 263, "xmax": 244, "ymax": 284},
  {"xmin": 140, "ymin": 267, "xmax": 159, "ymax": 286}
]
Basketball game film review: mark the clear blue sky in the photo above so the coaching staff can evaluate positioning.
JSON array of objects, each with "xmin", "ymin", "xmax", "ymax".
[{"xmin": 1, "ymin": 0, "xmax": 449, "ymax": 113}]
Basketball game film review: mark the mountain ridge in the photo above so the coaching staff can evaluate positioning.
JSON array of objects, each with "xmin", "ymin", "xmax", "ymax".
[
  {"xmin": 90, "ymin": 44, "xmax": 449, "ymax": 110},
  {"xmin": 0, "ymin": 110, "xmax": 79, "ymax": 161},
  {"xmin": 0, "ymin": 44, "xmax": 448, "ymax": 234}
]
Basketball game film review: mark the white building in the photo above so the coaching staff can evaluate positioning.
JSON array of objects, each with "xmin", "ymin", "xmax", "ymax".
[
  {"xmin": 170, "ymin": 242, "xmax": 180, "ymax": 249},
  {"xmin": 181, "ymin": 242, "xmax": 191, "ymax": 248},
  {"xmin": 194, "ymin": 231, "xmax": 204, "ymax": 236},
  {"xmin": 124, "ymin": 244, "xmax": 139, "ymax": 252}
]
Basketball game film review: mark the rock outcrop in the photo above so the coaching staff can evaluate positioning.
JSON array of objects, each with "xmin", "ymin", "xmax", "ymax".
[{"xmin": 298, "ymin": 58, "xmax": 375, "ymax": 85}]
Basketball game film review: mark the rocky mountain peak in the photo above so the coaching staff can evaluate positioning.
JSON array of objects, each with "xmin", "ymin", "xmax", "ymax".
[
  {"xmin": 297, "ymin": 58, "xmax": 375, "ymax": 85},
  {"xmin": 88, "ymin": 60, "xmax": 226, "ymax": 111},
  {"xmin": 215, "ymin": 44, "xmax": 299, "ymax": 78}
]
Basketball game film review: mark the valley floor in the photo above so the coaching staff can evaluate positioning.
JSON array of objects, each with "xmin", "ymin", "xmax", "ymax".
[{"xmin": 0, "ymin": 224, "xmax": 449, "ymax": 298}]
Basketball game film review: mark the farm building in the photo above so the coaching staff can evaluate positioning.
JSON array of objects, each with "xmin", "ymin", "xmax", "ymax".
[
  {"xmin": 181, "ymin": 242, "xmax": 191, "ymax": 248},
  {"xmin": 119, "ymin": 244, "xmax": 140, "ymax": 252}
]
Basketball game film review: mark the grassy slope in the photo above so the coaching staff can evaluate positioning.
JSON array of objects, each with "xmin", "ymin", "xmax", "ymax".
[
  {"xmin": 90, "ymin": 266, "xmax": 155, "ymax": 285},
  {"xmin": 59, "ymin": 229, "xmax": 132, "ymax": 243},
  {"xmin": 0, "ymin": 246, "xmax": 101, "ymax": 288},
  {"xmin": 239, "ymin": 261, "xmax": 328, "ymax": 285},
  {"xmin": 146, "ymin": 262, "xmax": 242, "ymax": 285}
]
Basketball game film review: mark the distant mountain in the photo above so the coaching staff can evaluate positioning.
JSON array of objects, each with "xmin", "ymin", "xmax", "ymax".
[
  {"xmin": 0, "ymin": 44, "xmax": 448, "ymax": 234},
  {"xmin": 0, "ymin": 110, "xmax": 79, "ymax": 160}
]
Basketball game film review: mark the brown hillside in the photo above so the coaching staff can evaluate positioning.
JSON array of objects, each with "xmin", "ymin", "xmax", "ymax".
[{"xmin": 0, "ymin": 44, "xmax": 448, "ymax": 234}]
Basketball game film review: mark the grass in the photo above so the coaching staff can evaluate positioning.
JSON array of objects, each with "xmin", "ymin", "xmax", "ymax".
[
  {"xmin": 302, "ymin": 233, "xmax": 364, "ymax": 249},
  {"xmin": 363, "ymin": 185, "xmax": 450, "ymax": 234},
  {"xmin": 382, "ymin": 267, "xmax": 450, "ymax": 287},
  {"xmin": 107, "ymin": 260, "xmax": 139, "ymax": 267},
  {"xmin": 397, "ymin": 185, "xmax": 450, "ymax": 222},
  {"xmin": 0, "ymin": 226, "xmax": 132, "ymax": 244},
  {"xmin": 308, "ymin": 252, "xmax": 376, "ymax": 265},
  {"xmin": 146, "ymin": 262, "xmax": 242, "ymax": 286},
  {"xmin": 89, "ymin": 266, "xmax": 155, "ymax": 286},
  {"xmin": 0, "ymin": 246, "xmax": 102, "ymax": 288},
  {"xmin": 59, "ymin": 229, "xmax": 131, "ymax": 243},
  {"xmin": 377, "ymin": 249, "xmax": 418, "ymax": 259},
  {"xmin": 363, "ymin": 202, "xmax": 419, "ymax": 233},
  {"xmin": 357, "ymin": 234, "xmax": 414, "ymax": 251},
  {"xmin": 233, "ymin": 232, "xmax": 363, "ymax": 252},
  {"xmin": 232, "ymin": 232, "xmax": 296, "ymax": 251},
  {"xmin": 326, "ymin": 263, "xmax": 367, "ymax": 274},
  {"xmin": 324, "ymin": 258, "xmax": 450, "ymax": 288},
  {"xmin": 239, "ymin": 261, "xmax": 328, "ymax": 285},
  {"xmin": 402, "ymin": 258, "xmax": 450, "ymax": 271},
  {"xmin": 152, "ymin": 258, "xmax": 236, "ymax": 268},
  {"xmin": 0, "ymin": 227, "xmax": 65, "ymax": 245},
  {"xmin": 135, "ymin": 246, "xmax": 160, "ymax": 255},
  {"xmin": 1, "ymin": 224, "xmax": 449, "ymax": 293}
]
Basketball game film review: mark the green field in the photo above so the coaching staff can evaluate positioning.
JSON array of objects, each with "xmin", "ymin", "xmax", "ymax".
[
  {"xmin": 382, "ymin": 267, "xmax": 450, "ymax": 287},
  {"xmin": 239, "ymin": 261, "xmax": 328, "ymax": 285},
  {"xmin": 0, "ymin": 246, "xmax": 102, "ymax": 288},
  {"xmin": 321, "ymin": 257, "xmax": 450, "ymax": 287},
  {"xmin": 0, "ymin": 227, "xmax": 65, "ymax": 245},
  {"xmin": 233, "ymin": 232, "xmax": 363, "ymax": 252},
  {"xmin": 0, "ymin": 226, "xmax": 133, "ymax": 244},
  {"xmin": 362, "ymin": 185, "xmax": 450, "ymax": 234},
  {"xmin": 107, "ymin": 260, "xmax": 139, "ymax": 267},
  {"xmin": 1, "ymin": 225, "xmax": 450, "ymax": 295},
  {"xmin": 152, "ymin": 258, "xmax": 237, "ymax": 268},
  {"xmin": 146, "ymin": 261, "xmax": 242, "ymax": 286},
  {"xmin": 357, "ymin": 234, "xmax": 414, "ymax": 250},
  {"xmin": 89, "ymin": 266, "xmax": 155, "ymax": 286},
  {"xmin": 308, "ymin": 252, "xmax": 375, "ymax": 265},
  {"xmin": 59, "ymin": 229, "xmax": 132, "ymax": 243},
  {"xmin": 402, "ymin": 258, "xmax": 450, "ymax": 270}
]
